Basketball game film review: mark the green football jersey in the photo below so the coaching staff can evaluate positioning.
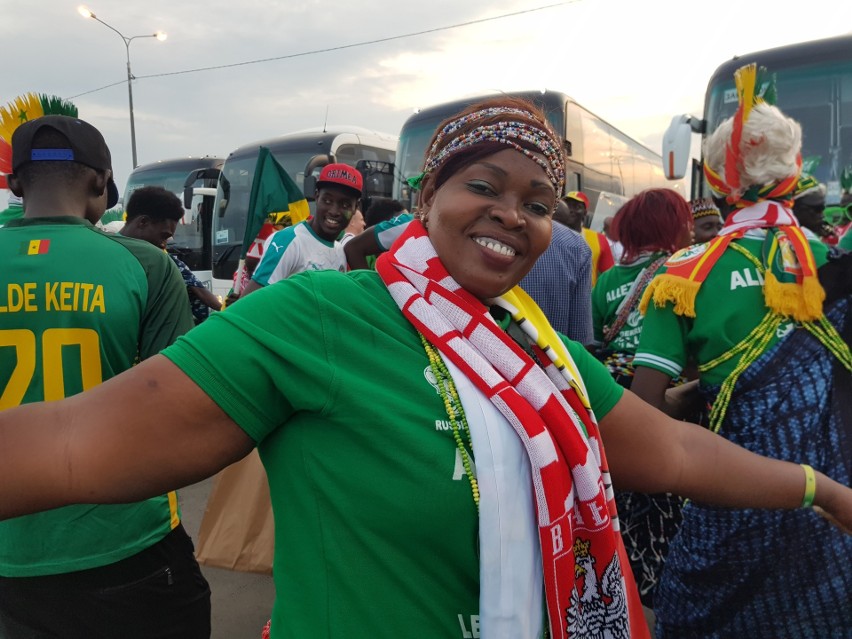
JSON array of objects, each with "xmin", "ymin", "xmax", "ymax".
[
  {"xmin": 163, "ymin": 268, "xmax": 624, "ymax": 639},
  {"xmin": 634, "ymin": 236, "xmax": 826, "ymax": 386},
  {"xmin": 0, "ymin": 216, "xmax": 194, "ymax": 576},
  {"xmin": 592, "ymin": 254, "xmax": 665, "ymax": 353}
]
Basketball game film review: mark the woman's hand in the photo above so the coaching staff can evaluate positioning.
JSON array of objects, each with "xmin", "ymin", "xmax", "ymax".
[{"xmin": 813, "ymin": 471, "xmax": 852, "ymax": 534}]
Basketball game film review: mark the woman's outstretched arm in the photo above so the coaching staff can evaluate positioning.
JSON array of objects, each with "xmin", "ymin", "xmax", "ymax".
[
  {"xmin": 600, "ymin": 390, "xmax": 852, "ymax": 531},
  {"xmin": 0, "ymin": 355, "xmax": 255, "ymax": 520}
]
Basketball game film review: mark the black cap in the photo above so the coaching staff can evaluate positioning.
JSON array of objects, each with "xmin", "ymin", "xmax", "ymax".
[{"xmin": 11, "ymin": 115, "xmax": 119, "ymax": 209}]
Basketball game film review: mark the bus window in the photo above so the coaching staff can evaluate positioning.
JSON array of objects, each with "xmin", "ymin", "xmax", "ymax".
[
  {"xmin": 579, "ymin": 109, "xmax": 620, "ymax": 195},
  {"xmin": 335, "ymin": 144, "xmax": 357, "ymax": 166},
  {"xmin": 210, "ymin": 129, "xmax": 396, "ymax": 295},
  {"xmin": 337, "ymin": 144, "xmax": 395, "ymax": 165},
  {"xmin": 565, "ymin": 170, "xmax": 582, "ymax": 194},
  {"xmin": 357, "ymin": 159, "xmax": 395, "ymax": 201},
  {"xmin": 564, "ymin": 101, "xmax": 582, "ymax": 160},
  {"xmin": 213, "ymin": 162, "xmax": 252, "ymax": 247}
]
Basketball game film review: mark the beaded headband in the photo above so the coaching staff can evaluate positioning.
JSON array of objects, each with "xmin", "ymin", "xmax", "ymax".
[{"xmin": 412, "ymin": 106, "xmax": 565, "ymax": 195}]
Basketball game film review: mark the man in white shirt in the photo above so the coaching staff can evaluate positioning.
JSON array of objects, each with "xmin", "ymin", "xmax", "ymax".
[{"xmin": 241, "ymin": 163, "xmax": 362, "ymax": 297}]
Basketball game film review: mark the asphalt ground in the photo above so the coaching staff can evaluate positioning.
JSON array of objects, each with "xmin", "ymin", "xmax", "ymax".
[{"xmin": 178, "ymin": 477, "xmax": 275, "ymax": 639}]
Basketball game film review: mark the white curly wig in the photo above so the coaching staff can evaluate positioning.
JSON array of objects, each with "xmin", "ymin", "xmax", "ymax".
[{"xmin": 703, "ymin": 103, "xmax": 802, "ymax": 198}]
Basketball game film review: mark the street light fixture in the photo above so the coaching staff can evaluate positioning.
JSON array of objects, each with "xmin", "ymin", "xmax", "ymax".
[{"xmin": 77, "ymin": 5, "xmax": 166, "ymax": 168}]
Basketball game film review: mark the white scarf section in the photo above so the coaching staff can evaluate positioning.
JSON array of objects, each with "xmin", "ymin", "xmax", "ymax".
[{"xmin": 443, "ymin": 353, "xmax": 545, "ymax": 639}]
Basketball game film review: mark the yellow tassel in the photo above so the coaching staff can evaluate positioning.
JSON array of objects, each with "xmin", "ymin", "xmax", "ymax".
[
  {"xmin": 801, "ymin": 275, "xmax": 826, "ymax": 320},
  {"xmin": 763, "ymin": 273, "xmax": 825, "ymax": 322},
  {"xmin": 639, "ymin": 284, "xmax": 653, "ymax": 315},
  {"xmin": 735, "ymin": 63, "xmax": 757, "ymax": 123},
  {"xmin": 639, "ymin": 275, "xmax": 701, "ymax": 318}
]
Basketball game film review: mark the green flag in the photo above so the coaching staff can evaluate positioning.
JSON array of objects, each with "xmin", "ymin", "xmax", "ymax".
[{"xmin": 241, "ymin": 146, "xmax": 309, "ymax": 259}]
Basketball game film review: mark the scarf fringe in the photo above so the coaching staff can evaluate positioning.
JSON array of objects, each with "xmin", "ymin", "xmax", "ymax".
[
  {"xmin": 642, "ymin": 270, "xmax": 824, "ymax": 322},
  {"xmin": 764, "ymin": 272, "xmax": 825, "ymax": 322},
  {"xmin": 640, "ymin": 274, "xmax": 701, "ymax": 318}
]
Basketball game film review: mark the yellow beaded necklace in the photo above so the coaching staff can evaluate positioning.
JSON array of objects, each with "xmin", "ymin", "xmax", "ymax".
[
  {"xmin": 420, "ymin": 333, "xmax": 480, "ymax": 510},
  {"xmin": 699, "ymin": 242, "xmax": 852, "ymax": 432}
]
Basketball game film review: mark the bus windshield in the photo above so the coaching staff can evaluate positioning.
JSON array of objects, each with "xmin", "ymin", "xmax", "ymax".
[
  {"xmin": 394, "ymin": 118, "xmax": 437, "ymax": 208},
  {"xmin": 211, "ymin": 149, "xmax": 313, "ymax": 253},
  {"xmin": 705, "ymin": 58, "xmax": 852, "ymax": 202}
]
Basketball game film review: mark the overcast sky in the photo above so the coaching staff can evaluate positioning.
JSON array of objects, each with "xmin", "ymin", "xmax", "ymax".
[{"xmin": 1, "ymin": 0, "xmax": 848, "ymax": 199}]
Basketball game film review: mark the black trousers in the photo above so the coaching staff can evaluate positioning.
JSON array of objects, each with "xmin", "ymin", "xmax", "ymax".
[{"xmin": 0, "ymin": 524, "xmax": 211, "ymax": 639}]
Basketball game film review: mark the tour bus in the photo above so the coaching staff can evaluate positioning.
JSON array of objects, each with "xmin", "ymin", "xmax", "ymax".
[
  {"xmin": 210, "ymin": 127, "xmax": 397, "ymax": 297},
  {"xmin": 663, "ymin": 34, "xmax": 852, "ymax": 203},
  {"xmin": 393, "ymin": 90, "xmax": 681, "ymax": 230},
  {"xmin": 120, "ymin": 156, "xmax": 224, "ymax": 288}
]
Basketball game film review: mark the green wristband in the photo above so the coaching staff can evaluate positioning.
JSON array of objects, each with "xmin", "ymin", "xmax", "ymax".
[{"xmin": 800, "ymin": 464, "xmax": 816, "ymax": 509}]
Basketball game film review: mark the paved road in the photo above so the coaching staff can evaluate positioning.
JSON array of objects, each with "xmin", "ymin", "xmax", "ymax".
[{"xmin": 179, "ymin": 477, "xmax": 276, "ymax": 639}]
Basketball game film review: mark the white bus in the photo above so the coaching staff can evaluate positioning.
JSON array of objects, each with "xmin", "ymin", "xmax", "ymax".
[
  {"xmin": 210, "ymin": 127, "xmax": 396, "ymax": 297},
  {"xmin": 393, "ymin": 90, "xmax": 683, "ymax": 231}
]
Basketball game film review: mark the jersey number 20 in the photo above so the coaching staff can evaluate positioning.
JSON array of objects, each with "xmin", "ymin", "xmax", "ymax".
[{"xmin": 0, "ymin": 328, "xmax": 102, "ymax": 409}]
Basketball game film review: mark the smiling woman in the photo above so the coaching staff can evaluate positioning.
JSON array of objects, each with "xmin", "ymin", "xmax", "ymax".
[
  {"xmin": 1, "ymin": 97, "xmax": 852, "ymax": 639},
  {"xmin": 420, "ymin": 149, "xmax": 554, "ymax": 299}
]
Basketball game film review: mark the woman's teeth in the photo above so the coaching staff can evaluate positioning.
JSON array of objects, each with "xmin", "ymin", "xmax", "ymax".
[{"xmin": 474, "ymin": 237, "xmax": 516, "ymax": 256}]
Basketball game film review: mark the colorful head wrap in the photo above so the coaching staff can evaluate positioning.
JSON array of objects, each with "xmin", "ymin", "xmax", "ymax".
[
  {"xmin": 411, "ymin": 106, "xmax": 565, "ymax": 196},
  {"xmin": 792, "ymin": 175, "xmax": 826, "ymax": 202},
  {"xmin": 690, "ymin": 198, "xmax": 721, "ymax": 219},
  {"xmin": 703, "ymin": 64, "xmax": 801, "ymax": 208}
]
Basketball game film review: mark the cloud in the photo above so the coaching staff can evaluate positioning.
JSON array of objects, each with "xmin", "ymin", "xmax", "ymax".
[{"xmin": 2, "ymin": 0, "xmax": 848, "ymax": 196}]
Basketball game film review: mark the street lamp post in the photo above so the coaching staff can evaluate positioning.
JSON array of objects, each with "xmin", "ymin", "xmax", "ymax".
[{"xmin": 77, "ymin": 6, "xmax": 166, "ymax": 168}]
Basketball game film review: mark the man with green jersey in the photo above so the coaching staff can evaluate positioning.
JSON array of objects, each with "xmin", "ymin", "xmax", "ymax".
[{"xmin": 0, "ymin": 116, "xmax": 210, "ymax": 638}]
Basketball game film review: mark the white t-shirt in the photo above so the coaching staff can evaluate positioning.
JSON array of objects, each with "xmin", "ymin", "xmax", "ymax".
[{"xmin": 252, "ymin": 221, "xmax": 346, "ymax": 286}]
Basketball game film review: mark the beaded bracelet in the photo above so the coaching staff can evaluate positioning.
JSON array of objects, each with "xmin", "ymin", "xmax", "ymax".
[{"xmin": 800, "ymin": 464, "xmax": 816, "ymax": 509}]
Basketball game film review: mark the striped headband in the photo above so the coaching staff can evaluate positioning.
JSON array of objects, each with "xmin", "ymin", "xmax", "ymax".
[
  {"xmin": 690, "ymin": 198, "xmax": 721, "ymax": 219},
  {"xmin": 420, "ymin": 107, "xmax": 565, "ymax": 195}
]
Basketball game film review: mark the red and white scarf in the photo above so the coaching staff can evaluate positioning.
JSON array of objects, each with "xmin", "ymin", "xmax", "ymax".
[
  {"xmin": 641, "ymin": 200, "xmax": 824, "ymax": 322},
  {"xmin": 376, "ymin": 220, "xmax": 645, "ymax": 638}
]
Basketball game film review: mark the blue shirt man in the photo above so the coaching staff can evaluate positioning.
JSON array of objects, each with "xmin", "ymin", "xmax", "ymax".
[{"xmin": 520, "ymin": 211, "xmax": 593, "ymax": 344}]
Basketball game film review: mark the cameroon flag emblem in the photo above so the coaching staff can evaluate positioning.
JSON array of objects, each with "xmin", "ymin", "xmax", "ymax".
[{"xmin": 21, "ymin": 239, "xmax": 50, "ymax": 255}]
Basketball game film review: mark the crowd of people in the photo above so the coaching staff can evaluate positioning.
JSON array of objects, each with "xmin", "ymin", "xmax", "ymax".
[{"xmin": 0, "ymin": 63, "xmax": 851, "ymax": 639}]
